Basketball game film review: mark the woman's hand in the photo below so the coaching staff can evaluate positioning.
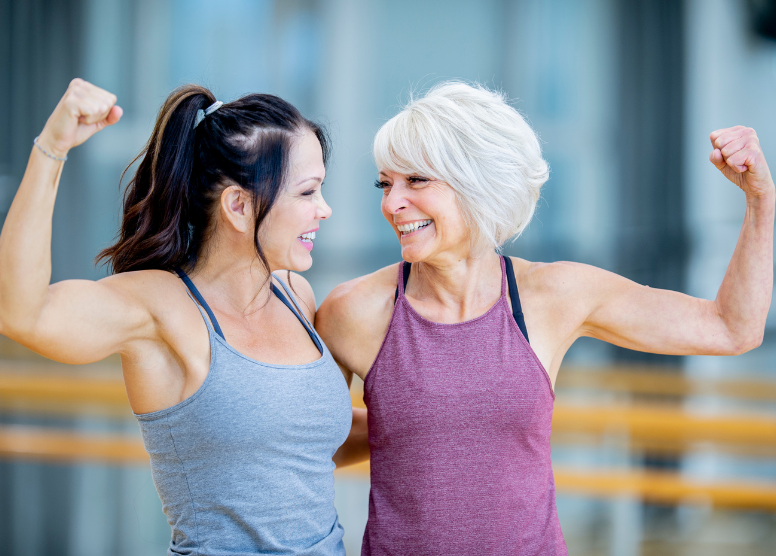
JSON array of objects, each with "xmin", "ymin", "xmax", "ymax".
[
  {"xmin": 36, "ymin": 78, "xmax": 123, "ymax": 159},
  {"xmin": 710, "ymin": 126, "xmax": 774, "ymax": 200},
  {"xmin": 333, "ymin": 407, "xmax": 370, "ymax": 468}
]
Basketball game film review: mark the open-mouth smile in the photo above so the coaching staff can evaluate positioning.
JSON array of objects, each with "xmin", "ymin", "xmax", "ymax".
[
  {"xmin": 298, "ymin": 229, "xmax": 317, "ymax": 251},
  {"xmin": 397, "ymin": 219, "xmax": 433, "ymax": 237}
]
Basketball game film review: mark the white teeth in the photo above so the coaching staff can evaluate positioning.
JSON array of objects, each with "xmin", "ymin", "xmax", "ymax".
[
  {"xmin": 299, "ymin": 231, "xmax": 316, "ymax": 241},
  {"xmin": 396, "ymin": 220, "xmax": 432, "ymax": 234}
]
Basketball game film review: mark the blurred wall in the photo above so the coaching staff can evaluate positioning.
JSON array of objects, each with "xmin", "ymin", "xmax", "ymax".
[{"xmin": 1, "ymin": 0, "xmax": 775, "ymax": 554}]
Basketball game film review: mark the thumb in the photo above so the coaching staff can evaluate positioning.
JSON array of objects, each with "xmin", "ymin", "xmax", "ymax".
[
  {"xmin": 709, "ymin": 148, "xmax": 726, "ymax": 171},
  {"xmin": 105, "ymin": 105, "xmax": 123, "ymax": 126}
]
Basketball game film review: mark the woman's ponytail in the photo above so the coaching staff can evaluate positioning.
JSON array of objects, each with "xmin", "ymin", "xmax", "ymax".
[
  {"xmin": 98, "ymin": 84, "xmax": 329, "ymax": 275},
  {"xmin": 98, "ymin": 85, "xmax": 216, "ymax": 273}
]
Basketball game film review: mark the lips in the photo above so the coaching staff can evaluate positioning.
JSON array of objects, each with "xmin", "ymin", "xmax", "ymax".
[
  {"xmin": 297, "ymin": 228, "xmax": 317, "ymax": 252},
  {"xmin": 396, "ymin": 219, "xmax": 433, "ymax": 236}
]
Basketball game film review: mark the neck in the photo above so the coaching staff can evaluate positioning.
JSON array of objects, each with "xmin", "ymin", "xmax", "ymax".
[
  {"xmin": 408, "ymin": 248, "xmax": 503, "ymax": 312},
  {"xmin": 188, "ymin": 238, "xmax": 273, "ymax": 315}
]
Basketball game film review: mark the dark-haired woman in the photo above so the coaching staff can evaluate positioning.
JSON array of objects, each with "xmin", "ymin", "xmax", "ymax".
[{"xmin": 0, "ymin": 79, "xmax": 366, "ymax": 556}]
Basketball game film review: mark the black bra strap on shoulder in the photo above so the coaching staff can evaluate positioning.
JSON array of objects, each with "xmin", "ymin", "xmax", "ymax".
[
  {"xmin": 174, "ymin": 268, "xmax": 226, "ymax": 339},
  {"xmin": 270, "ymin": 282, "xmax": 323, "ymax": 354},
  {"xmin": 502, "ymin": 256, "xmax": 530, "ymax": 344},
  {"xmin": 394, "ymin": 261, "xmax": 412, "ymax": 303}
]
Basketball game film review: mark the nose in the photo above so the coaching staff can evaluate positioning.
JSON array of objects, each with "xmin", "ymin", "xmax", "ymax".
[
  {"xmin": 317, "ymin": 194, "xmax": 332, "ymax": 220},
  {"xmin": 382, "ymin": 186, "xmax": 408, "ymax": 215}
]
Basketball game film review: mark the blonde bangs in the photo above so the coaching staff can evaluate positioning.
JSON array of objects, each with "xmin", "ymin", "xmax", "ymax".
[{"xmin": 374, "ymin": 111, "xmax": 441, "ymax": 180}]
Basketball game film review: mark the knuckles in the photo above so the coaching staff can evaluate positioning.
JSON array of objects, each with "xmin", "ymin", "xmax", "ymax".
[
  {"xmin": 61, "ymin": 78, "xmax": 116, "ymax": 117},
  {"xmin": 712, "ymin": 126, "xmax": 759, "ymax": 151}
]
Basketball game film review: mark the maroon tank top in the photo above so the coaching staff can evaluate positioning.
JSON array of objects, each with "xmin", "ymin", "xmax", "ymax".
[{"xmin": 362, "ymin": 257, "xmax": 567, "ymax": 555}]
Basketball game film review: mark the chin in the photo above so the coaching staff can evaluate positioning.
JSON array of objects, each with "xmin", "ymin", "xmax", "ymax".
[
  {"xmin": 296, "ymin": 259, "xmax": 313, "ymax": 272},
  {"xmin": 399, "ymin": 244, "xmax": 431, "ymax": 264},
  {"xmin": 288, "ymin": 253, "xmax": 313, "ymax": 272}
]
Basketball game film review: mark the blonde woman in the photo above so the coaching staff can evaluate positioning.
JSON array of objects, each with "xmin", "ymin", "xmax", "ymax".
[{"xmin": 317, "ymin": 82, "xmax": 774, "ymax": 555}]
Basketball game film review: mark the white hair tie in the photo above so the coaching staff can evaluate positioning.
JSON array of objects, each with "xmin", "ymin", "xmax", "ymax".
[{"xmin": 193, "ymin": 101, "xmax": 224, "ymax": 129}]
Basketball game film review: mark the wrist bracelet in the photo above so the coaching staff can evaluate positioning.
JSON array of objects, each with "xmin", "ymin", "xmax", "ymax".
[{"xmin": 33, "ymin": 136, "xmax": 67, "ymax": 162}]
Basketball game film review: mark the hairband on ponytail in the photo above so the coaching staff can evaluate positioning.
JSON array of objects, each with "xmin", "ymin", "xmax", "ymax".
[{"xmin": 193, "ymin": 101, "xmax": 223, "ymax": 129}]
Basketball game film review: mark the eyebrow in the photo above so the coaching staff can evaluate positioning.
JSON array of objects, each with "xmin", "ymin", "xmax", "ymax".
[{"xmin": 295, "ymin": 176, "xmax": 324, "ymax": 186}]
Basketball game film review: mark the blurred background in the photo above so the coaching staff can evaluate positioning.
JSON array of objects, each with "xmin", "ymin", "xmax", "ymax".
[{"xmin": 1, "ymin": 0, "xmax": 776, "ymax": 554}]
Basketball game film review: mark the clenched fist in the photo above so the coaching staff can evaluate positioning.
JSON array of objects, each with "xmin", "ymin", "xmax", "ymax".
[
  {"xmin": 710, "ymin": 126, "xmax": 774, "ymax": 200},
  {"xmin": 36, "ymin": 78, "xmax": 122, "ymax": 159}
]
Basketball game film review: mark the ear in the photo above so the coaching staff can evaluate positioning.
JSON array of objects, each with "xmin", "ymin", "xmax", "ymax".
[{"xmin": 220, "ymin": 185, "xmax": 253, "ymax": 233}]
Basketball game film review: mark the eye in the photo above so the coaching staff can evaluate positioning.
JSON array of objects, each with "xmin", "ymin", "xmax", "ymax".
[
  {"xmin": 408, "ymin": 176, "xmax": 430, "ymax": 185},
  {"xmin": 374, "ymin": 179, "xmax": 391, "ymax": 189}
]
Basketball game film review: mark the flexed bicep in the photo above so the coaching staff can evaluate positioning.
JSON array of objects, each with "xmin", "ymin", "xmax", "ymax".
[
  {"xmin": 11, "ymin": 275, "xmax": 154, "ymax": 365},
  {"xmin": 0, "ymin": 79, "xmax": 142, "ymax": 364},
  {"xmin": 580, "ymin": 267, "xmax": 738, "ymax": 356}
]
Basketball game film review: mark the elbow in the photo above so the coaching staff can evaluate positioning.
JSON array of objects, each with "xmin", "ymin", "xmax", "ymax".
[
  {"xmin": 729, "ymin": 331, "xmax": 765, "ymax": 355},
  {"xmin": 743, "ymin": 332, "xmax": 765, "ymax": 353}
]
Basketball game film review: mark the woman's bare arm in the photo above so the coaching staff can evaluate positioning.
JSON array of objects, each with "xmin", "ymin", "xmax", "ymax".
[
  {"xmin": 577, "ymin": 126, "xmax": 773, "ymax": 356},
  {"xmin": 0, "ymin": 79, "xmax": 153, "ymax": 364},
  {"xmin": 333, "ymin": 407, "xmax": 369, "ymax": 468}
]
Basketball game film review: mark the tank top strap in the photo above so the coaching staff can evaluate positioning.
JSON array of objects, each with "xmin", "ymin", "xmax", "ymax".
[
  {"xmin": 270, "ymin": 274, "xmax": 324, "ymax": 354},
  {"xmin": 175, "ymin": 268, "xmax": 225, "ymax": 339},
  {"xmin": 394, "ymin": 261, "xmax": 412, "ymax": 303},
  {"xmin": 502, "ymin": 255, "xmax": 530, "ymax": 343},
  {"xmin": 181, "ymin": 289, "xmax": 217, "ymax": 335},
  {"xmin": 498, "ymin": 255, "xmax": 508, "ymax": 298}
]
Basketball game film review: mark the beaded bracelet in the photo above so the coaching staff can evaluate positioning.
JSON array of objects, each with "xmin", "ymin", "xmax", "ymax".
[{"xmin": 33, "ymin": 136, "xmax": 67, "ymax": 162}]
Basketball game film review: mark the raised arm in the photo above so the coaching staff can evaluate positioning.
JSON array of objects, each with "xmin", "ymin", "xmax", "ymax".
[
  {"xmin": 0, "ymin": 79, "xmax": 152, "ymax": 364},
  {"xmin": 578, "ymin": 126, "xmax": 773, "ymax": 356}
]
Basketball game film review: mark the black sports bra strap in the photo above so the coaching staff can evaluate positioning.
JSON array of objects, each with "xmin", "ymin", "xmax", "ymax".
[
  {"xmin": 270, "ymin": 281, "xmax": 323, "ymax": 354},
  {"xmin": 176, "ymin": 268, "xmax": 322, "ymax": 353},
  {"xmin": 502, "ymin": 256, "xmax": 530, "ymax": 343},
  {"xmin": 394, "ymin": 262, "xmax": 412, "ymax": 303},
  {"xmin": 393, "ymin": 258, "xmax": 529, "ymax": 342},
  {"xmin": 175, "ymin": 268, "xmax": 226, "ymax": 339}
]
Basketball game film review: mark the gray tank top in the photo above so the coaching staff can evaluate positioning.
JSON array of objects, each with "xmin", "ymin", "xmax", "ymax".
[{"xmin": 135, "ymin": 273, "xmax": 351, "ymax": 556}]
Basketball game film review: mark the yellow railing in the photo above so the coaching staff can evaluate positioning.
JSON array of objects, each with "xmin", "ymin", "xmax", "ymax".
[{"xmin": 0, "ymin": 357, "xmax": 775, "ymax": 511}]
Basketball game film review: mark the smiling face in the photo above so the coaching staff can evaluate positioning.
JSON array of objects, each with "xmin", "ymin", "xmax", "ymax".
[
  {"xmin": 259, "ymin": 129, "xmax": 331, "ymax": 272},
  {"xmin": 377, "ymin": 169, "xmax": 472, "ymax": 264}
]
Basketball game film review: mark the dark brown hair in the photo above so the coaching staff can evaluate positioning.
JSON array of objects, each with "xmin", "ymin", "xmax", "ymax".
[{"xmin": 97, "ymin": 85, "xmax": 329, "ymax": 274}]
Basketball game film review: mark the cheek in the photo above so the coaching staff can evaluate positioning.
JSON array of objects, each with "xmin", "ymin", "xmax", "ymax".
[
  {"xmin": 260, "ymin": 205, "xmax": 296, "ymax": 246},
  {"xmin": 432, "ymin": 203, "xmax": 467, "ymax": 239}
]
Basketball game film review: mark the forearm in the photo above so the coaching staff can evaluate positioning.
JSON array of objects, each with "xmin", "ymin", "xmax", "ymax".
[
  {"xmin": 333, "ymin": 407, "xmax": 370, "ymax": 468},
  {"xmin": 715, "ymin": 190, "xmax": 775, "ymax": 351},
  {"xmin": 0, "ymin": 148, "xmax": 62, "ymax": 335}
]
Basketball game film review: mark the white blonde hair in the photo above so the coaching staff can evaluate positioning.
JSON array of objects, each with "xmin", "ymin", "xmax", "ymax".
[{"xmin": 374, "ymin": 81, "xmax": 549, "ymax": 250}]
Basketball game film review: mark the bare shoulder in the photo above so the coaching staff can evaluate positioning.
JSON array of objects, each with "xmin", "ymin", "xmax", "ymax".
[
  {"xmin": 96, "ymin": 269, "xmax": 185, "ymax": 312},
  {"xmin": 90, "ymin": 269, "xmax": 194, "ymax": 336},
  {"xmin": 99, "ymin": 268, "xmax": 179, "ymax": 292},
  {"xmin": 510, "ymin": 257, "xmax": 639, "ymax": 329},
  {"xmin": 316, "ymin": 263, "xmax": 400, "ymax": 376},
  {"xmin": 511, "ymin": 257, "xmax": 620, "ymax": 296},
  {"xmin": 318, "ymin": 263, "xmax": 399, "ymax": 326},
  {"xmin": 273, "ymin": 270, "xmax": 316, "ymax": 322}
]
